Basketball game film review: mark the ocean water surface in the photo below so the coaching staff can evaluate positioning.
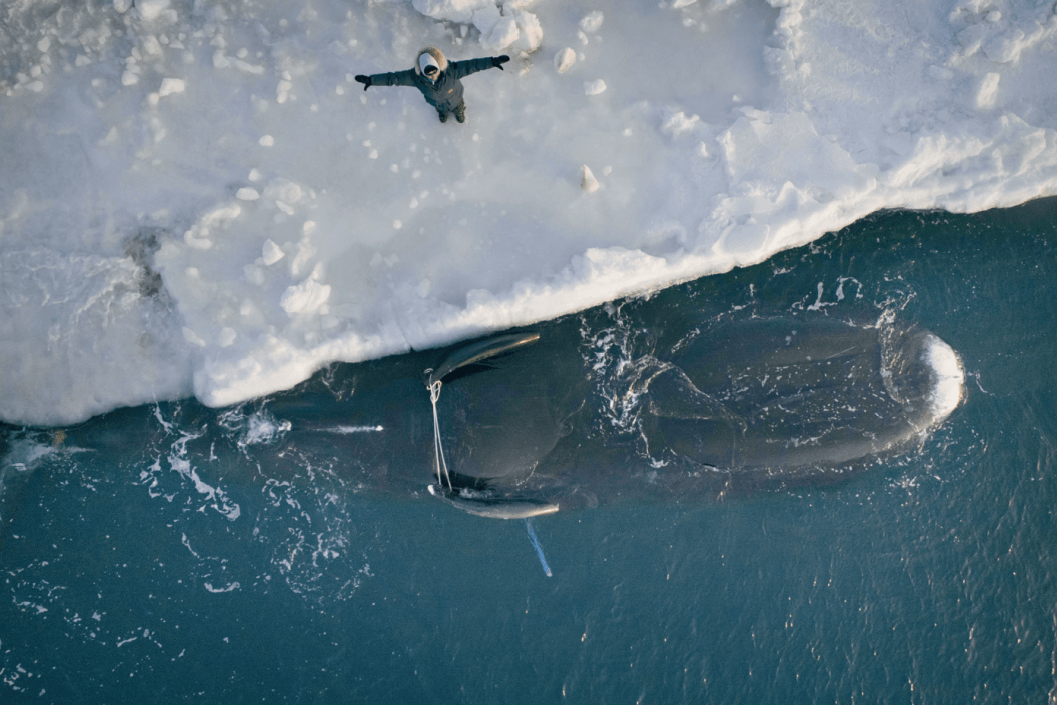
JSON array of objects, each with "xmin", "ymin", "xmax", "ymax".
[{"xmin": 3, "ymin": 198, "xmax": 1056, "ymax": 704}]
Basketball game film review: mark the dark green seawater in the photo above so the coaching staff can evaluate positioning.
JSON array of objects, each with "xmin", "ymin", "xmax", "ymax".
[{"xmin": 2, "ymin": 199, "xmax": 1056, "ymax": 703}]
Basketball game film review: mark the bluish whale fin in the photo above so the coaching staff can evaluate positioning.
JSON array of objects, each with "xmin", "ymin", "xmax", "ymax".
[{"xmin": 525, "ymin": 518, "xmax": 553, "ymax": 577}]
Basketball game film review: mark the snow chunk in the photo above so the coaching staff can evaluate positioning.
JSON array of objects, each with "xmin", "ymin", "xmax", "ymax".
[
  {"xmin": 158, "ymin": 78, "xmax": 185, "ymax": 97},
  {"xmin": 183, "ymin": 327, "xmax": 206, "ymax": 347},
  {"xmin": 137, "ymin": 0, "xmax": 172, "ymax": 22},
  {"xmin": 584, "ymin": 79, "xmax": 607, "ymax": 95},
  {"xmin": 580, "ymin": 11, "xmax": 604, "ymax": 34},
  {"xmin": 411, "ymin": 0, "xmax": 486, "ymax": 25},
  {"xmin": 263, "ymin": 179, "xmax": 303, "ymax": 204},
  {"xmin": 235, "ymin": 59, "xmax": 265, "ymax": 75},
  {"xmin": 975, "ymin": 72, "xmax": 1000, "ymax": 110},
  {"xmin": 142, "ymin": 36, "xmax": 163, "ymax": 57},
  {"xmin": 554, "ymin": 47, "xmax": 576, "ymax": 73},
  {"xmin": 581, "ymin": 165, "xmax": 599, "ymax": 192},
  {"xmin": 510, "ymin": 10, "xmax": 543, "ymax": 53},
  {"xmin": 280, "ymin": 279, "xmax": 331, "ymax": 315},
  {"xmin": 182, "ymin": 203, "xmax": 242, "ymax": 250},
  {"xmin": 261, "ymin": 239, "xmax": 285, "ymax": 265},
  {"xmin": 981, "ymin": 22, "xmax": 1055, "ymax": 65},
  {"xmin": 467, "ymin": 5, "xmax": 501, "ymax": 39},
  {"xmin": 236, "ymin": 187, "xmax": 260, "ymax": 201},
  {"xmin": 484, "ymin": 17, "xmax": 519, "ymax": 51},
  {"xmin": 957, "ymin": 24, "xmax": 989, "ymax": 56},
  {"xmin": 412, "ymin": 0, "xmax": 541, "ymax": 52},
  {"xmin": 661, "ymin": 110, "xmax": 701, "ymax": 139}
]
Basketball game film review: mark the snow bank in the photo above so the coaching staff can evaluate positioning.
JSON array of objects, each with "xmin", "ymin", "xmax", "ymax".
[{"xmin": 1, "ymin": 0, "xmax": 1055, "ymax": 425}]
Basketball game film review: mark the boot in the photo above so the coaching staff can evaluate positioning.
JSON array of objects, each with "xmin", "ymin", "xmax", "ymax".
[
  {"xmin": 454, "ymin": 102, "xmax": 466, "ymax": 124},
  {"xmin": 438, "ymin": 110, "xmax": 448, "ymax": 123}
]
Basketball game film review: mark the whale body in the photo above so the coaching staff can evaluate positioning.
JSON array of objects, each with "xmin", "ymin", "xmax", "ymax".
[
  {"xmin": 46, "ymin": 312, "xmax": 964, "ymax": 518},
  {"xmin": 249, "ymin": 313, "xmax": 964, "ymax": 516}
]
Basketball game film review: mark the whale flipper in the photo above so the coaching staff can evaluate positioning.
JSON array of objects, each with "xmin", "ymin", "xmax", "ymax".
[
  {"xmin": 426, "ymin": 332, "xmax": 541, "ymax": 387},
  {"xmin": 428, "ymin": 484, "xmax": 559, "ymax": 519}
]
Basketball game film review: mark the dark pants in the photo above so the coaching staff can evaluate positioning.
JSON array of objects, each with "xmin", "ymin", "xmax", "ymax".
[{"xmin": 438, "ymin": 100, "xmax": 466, "ymax": 123}]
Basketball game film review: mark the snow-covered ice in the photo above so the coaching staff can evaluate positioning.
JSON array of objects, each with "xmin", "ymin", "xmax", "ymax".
[{"xmin": 1, "ymin": 0, "xmax": 1056, "ymax": 426}]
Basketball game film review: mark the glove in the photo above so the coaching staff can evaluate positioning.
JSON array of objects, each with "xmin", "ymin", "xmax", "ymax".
[
  {"xmin": 492, "ymin": 55, "xmax": 510, "ymax": 70},
  {"xmin": 354, "ymin": 75, "xmax": 372, "ymax": 90}
]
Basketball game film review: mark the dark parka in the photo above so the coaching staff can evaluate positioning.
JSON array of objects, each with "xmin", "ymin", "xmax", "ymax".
[{"xmin": 366, "ymin": 47, "xmax": 501, "ymax": 114}]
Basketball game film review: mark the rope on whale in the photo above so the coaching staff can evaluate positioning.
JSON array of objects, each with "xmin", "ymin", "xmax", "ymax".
[
  {"xmin": 423, "ymin": 332, "xmax": 542, "ymax": 494},
  {"xmin": 428, "ymin": 377, "xmax": 453, "ymax": 491}
]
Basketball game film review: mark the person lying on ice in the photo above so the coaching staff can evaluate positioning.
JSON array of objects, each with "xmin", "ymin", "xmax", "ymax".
[{"xmin": 355, "ymin": 46, "xmax": 509, "ymax": 124}]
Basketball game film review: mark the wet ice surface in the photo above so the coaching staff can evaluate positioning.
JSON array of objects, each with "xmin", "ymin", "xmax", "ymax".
[{"xmin": 1, "ymin": 0, "xmax": 1056, "ymax": 426}]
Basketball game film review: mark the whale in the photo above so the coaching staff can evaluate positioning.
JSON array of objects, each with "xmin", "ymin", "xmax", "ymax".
[
  {"xmin": 244, "ymin": 312, "xmax": 964, "ymax": 517},
  {"xmin": 38, "ymin": 311, "xmax": 964, "ymax": 519}
]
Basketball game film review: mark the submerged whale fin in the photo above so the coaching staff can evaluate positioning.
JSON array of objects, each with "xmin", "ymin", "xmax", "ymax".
[
  {"xmin": 643, "ymin": 365, "xmax": 748, "ymax": 433},
  {"xmin": 525, "ymin": 518, "xmax": 553, "ymax": 577},
  {"xmin": 428, "ymin": 484, "xmax": 559, "ymax": 520},
  {"xmin": 426, "ymin": 332, "xmax": 541, "ymax": 387}
]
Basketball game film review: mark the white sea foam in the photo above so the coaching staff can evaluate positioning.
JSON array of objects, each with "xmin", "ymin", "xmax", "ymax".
[
  {"xmin": 1, "ymin": 0, "xmax": 1054, "ymax": 426},
  {"xmin": 319, "ymin": 425, "xmax": 385, "ymax": 434},
  {"xmin": 2, "ymin": 436, "xmax": 57, "ymax": 475},
  {"xmin": 242, "ymin": 412, "xmax": 292, "ymax": 446},
  {"xmin": 925, "ymin": 335, "xmax": 965, "ymax": 421}
]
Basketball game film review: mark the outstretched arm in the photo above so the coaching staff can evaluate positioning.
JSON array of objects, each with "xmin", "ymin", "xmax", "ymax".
[
  {"xmin": 448, "ymin": 55, "xmax": 509, "ymax": 79},
  {"xmin": 354, "ymin": 68, "xmax": 417, "ymax": 90}
]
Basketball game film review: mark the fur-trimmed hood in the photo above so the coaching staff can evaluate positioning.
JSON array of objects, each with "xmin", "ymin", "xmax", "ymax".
[{"xmin": 414, "ymin": 46, "xmax": 448, "ymax": 76}]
